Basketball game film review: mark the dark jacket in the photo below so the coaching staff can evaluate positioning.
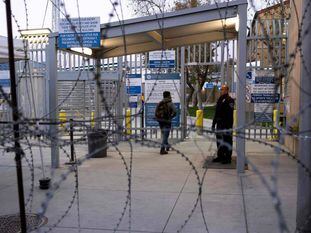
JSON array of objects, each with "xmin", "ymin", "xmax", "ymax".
[
  {"xmin": 212, "ymin": 94, "xmax": 234, "ymax": 129},
  {"xmin": 155, "ymin": 97, "xmax": 177, "ymax": 128}
]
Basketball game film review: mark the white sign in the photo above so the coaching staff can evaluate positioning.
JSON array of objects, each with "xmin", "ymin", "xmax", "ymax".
[
  {"xmin": 144, "ymin": 73, "xmax": 180, "ymax": 127},
  {"xmin": 58, "ymin": 17, "xmax": 100, "ymax": 49},
  {"xmin": 252, "ymin": 84, "xmax": 276, "ymax": 94},
  {"xmin": 254, "ymin": 103, "xmax": 274, "ymax": 122},
  {"xmin": 254, "ymin": 103, "xmax": 273, "ymax": 113},
  {"xmin": 149, "ymin": 50, "xmax": 175, "ymax": 68},
  {"xmin": 145, "ymin": 75, "xmax": 180, "ymax": 103},
  {"xmin": 126, "ymin": 74, "xmax": 142, "ymax": 95},
  {"xmin": 59, "ymin": 17, "xmax": 100, "ymax": 33},
  {"xmin": 246, "ymin": 71, "xmax": 255, "ymax": 103}
]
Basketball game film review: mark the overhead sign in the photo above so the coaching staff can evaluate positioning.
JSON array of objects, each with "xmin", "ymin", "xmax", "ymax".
[
  {"xmin": 58, "ymin": 17, "xmax": 100, "ymax": 49},
  {"xmin": 149, "ymin": 50, "xmax": 175, "ymax": 68},
  {"xmin": 126, "ymin": 74, "xmax": 142, "ymax": 95},
  {"xmin": 0, "ymin": 71, "xmax": 10, "ymax": 95},
  {"xmin": 145, "ymin": 73, "xmax": 180, "ymax": 127}
]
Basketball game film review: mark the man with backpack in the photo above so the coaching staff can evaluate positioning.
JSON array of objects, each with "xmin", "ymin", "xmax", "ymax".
[{"xmin": 155, "ymin": 91, "xmax": 177, "ymax": 155}]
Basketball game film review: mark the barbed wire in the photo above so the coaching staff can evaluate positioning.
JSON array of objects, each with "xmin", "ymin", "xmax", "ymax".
[{"xmin": 1, "ymin": 0, "xmax": 311, "ymax": 232}]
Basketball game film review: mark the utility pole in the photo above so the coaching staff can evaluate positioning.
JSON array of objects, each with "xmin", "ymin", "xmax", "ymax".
[
  {"xmin": 5, "ymin": 0, "xmax": 27, "ymax": 232},
  {"xmin": 297, "ymin": 0, "xmax": 311, "ymax": 232}
]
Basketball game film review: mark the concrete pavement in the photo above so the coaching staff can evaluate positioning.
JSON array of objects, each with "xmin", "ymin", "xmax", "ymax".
[{"xmin": 0, "ymin": 135, "xmax": 297, "ymax": 233}]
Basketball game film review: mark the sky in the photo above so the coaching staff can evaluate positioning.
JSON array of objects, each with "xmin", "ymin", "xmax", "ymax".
[
  {"xmin": 0, "ymin": 0, "xmax": 266, "ymax": 38},
  {"xmin": 0, "ymin": 0, "xmax": 134, "ymax": 37}
]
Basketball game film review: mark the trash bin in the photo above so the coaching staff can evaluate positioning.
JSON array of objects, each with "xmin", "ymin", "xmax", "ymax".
[{"xmin": 87, "ymin": 129, "xmax": 108, "ymax": 158}]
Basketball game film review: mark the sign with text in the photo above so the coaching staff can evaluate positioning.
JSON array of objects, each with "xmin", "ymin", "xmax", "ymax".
[
  {"xmin": 58, "ymin": 17, "xmax": 100, "ymax": 49},
  {"xmin": 251, "ymin": 71, "xmax": 279, "ymax": 103},
  {"xmin": 126, "ymin": 74, "xmax": 142, "ymax": 95},
  {"xmin": 246, "ymin": 71, "xmax": 255, "ymax": 103},
  {"xmin": 145, "ymin": 73, "xmax": 180, "ymax": 127},
  {"xmin": 149, "ymin": 50, "xmax": 175, "ymax": 68},
  {"xmin": 204, "ymin": 82, "xmax": 214, "ymax": 89},
  {"xmin": 129, "ymin": 95, "xmax": 138, "ymax": 108},
  {"xmin": 203, "ymin": 81, "xmax": 222, "ymax": 90}
]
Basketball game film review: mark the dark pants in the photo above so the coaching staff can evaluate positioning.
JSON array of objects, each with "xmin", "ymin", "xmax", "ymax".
[
  {"xmin": 160, "ymin": 126, "xmax": 171, "ymax": 149},
  {"xmin": 216, "ymin": 128, "xmax": 233, "ymax": 160}
]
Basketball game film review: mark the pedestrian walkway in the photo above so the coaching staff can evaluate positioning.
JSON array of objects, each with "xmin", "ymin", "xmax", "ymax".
[{"xmin": 0, "ymin": 136, "xmax": 297, "ymax": 233}]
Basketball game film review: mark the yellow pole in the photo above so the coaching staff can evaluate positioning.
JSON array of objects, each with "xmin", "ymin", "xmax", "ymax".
[
  {"xmin": 273, "ymin": 109, "xmax": 279, "ymax": 140},
  {"xmin": 59, "ymin": 110, "xmax": 67, "ymax": 128},
  {"xmin": 126, "ymin": 109, "xmax": 131, "ymax": 135},
  {"xmin": 196, "ymin": 109, "xmax": 203, "ymax": 134},
  {"xmin": 91, "ymin": 111, "xmax": 95, "ymax": 128},
  {"xmin": 233, "ymin": 109, "xmax": 237, "ymax": 136}
]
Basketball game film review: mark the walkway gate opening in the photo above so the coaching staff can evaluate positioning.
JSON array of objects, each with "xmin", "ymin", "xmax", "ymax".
[{"xmin": 47, "ymin": 0, "xmax": 248, "ymax": 173}]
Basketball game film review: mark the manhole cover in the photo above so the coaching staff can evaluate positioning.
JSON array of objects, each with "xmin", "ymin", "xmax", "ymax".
[{"xmin": 0, "ymin": 213, "xmax": 48, "ymax": 233}]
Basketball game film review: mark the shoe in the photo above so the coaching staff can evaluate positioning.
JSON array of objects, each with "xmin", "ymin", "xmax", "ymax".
[
  {"xmin": 160, "ymin": 149, "xmax": 168, "ymax": 155},
  {"xmin": 166, "ymin": 147, "xmax": 170, "ymax": 152},
  {"xmin": 212, "ymin": 157, "xmax": 223, "ymax": 163}
]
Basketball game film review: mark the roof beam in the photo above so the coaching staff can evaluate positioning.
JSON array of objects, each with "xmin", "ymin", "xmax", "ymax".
[
  {"xmin": 98, "ymin": 30, "xmax": 237, "ymax": 58},
  {"xmin": 146, "ymin": 31, "xmax": 163, "ymax": 45},
  {"xmin": 101, "ymin": 1, "xmax": 243, "ymax": 38}
]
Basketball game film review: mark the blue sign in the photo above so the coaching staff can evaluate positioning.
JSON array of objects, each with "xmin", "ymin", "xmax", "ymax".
[
  {"xmin": 0, "ymin": 79, "xmax": 10, "ymax": 87},
  {"xmin": 204, "ymin": 82, "xmax": 214, "ymax": 89},
  {"xmin": 149, "ymin": 60, "xmax": 175, "ymax": 68},
  {"xmin": 251, "ymin": 93, "xmax": 280, "ymax": 103},
  {"xmin": 145, "ymin": 103, "xmax": 180, "ymax": 127},
  {"xmin": 255, "ymin": 76, "xmax": 275, "ymax": 84},
  {"xmin": 129, "ymin": 102, "xmax": 138, "ymax": 108},
  {"xmin": 246, "ymin": 71, "xmax": 252, "ymax": 80},
  {"xmin": 58, "ymin": 17, "xmax": 100, "ymax": 49},
  {"xmin": 58, "ymin": 32, "xmax": 100, "ymax": 49},
  {"xmin": 127, "ymin": 86, "xmax": 141, "ymax": 95}
]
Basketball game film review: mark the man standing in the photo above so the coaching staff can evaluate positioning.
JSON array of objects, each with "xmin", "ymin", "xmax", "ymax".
[
  {"xmin": 155, "ymin": 91, "xmax": 177, "ymax": 155},
  {"xmin": 212, "ymin": 84, "xmax": 234, "ymax": 164}
]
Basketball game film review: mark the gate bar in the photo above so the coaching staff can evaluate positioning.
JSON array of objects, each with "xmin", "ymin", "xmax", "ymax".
[
  {"xmin": 48, "ymin": 35, "xmax": 60, "ymax": 168},
  {"xmin": 236, "ymin": 3, "xmax": 247, "ymax": 173}
]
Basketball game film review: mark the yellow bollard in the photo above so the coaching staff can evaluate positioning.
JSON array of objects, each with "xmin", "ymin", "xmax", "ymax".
[
  {"xmin": 91, "ymin": 111, "xmax": 95, "ymax": 128},
  {"xmin": 273, "ymin": 109, "xmax": 279, "ymax": 140},
  {"xmin": 196, "ymin": 109, "xmax": 203, "ymax": 135},
  {"xmin": 59, "ymin": 110, "xmax": 67, "ymax": 128},
  {"xmin": 233, "ymin": 109, "xmax": 237, "ymax": 136},
  {"xmin": 126, "ymin": 109, "xmax": 131, "ymax": 135}
]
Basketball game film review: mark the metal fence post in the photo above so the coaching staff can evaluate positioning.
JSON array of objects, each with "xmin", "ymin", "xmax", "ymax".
[
  {"xmin": 47, "ymin": 35, "xmax": 59, "ymax": 168},
  {"xmin": 117, "ymin": 56, "xmax": 124, "ymax": 142},
  {"xmin": 297, "ymin": 0, "xmax": 311, "ymax": 231},
  {"xmin": 5, "ymin": 0, "xmax": 27, "ymax": 231},
  {"xmin": 180, "ymin": 47, "xmax": 186, "ymax": 139},
  {"xmin": 95, "ymin": 59, "xmax": 101, "ymax": 129},
  {"xmin": 236, "ymin": 3, "xmax": 247, "ymax": 173}
]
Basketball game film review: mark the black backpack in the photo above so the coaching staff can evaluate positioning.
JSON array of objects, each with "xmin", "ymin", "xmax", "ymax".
[{"xmin": 155, "ymin": 101, "xmax": 170, "ymax": 120}]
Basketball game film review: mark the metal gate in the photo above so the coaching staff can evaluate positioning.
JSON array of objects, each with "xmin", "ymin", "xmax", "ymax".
[
  {"xmin": 245, "ymin": 18, "xmax": 288, "ymax": 139},
  {"xmin": 57, "ymin": 69, "xmax": 121, "ymax": 141},
  {"xmin": 119, "ymin": 54, "xmax": 184, "ymax": 141}
]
